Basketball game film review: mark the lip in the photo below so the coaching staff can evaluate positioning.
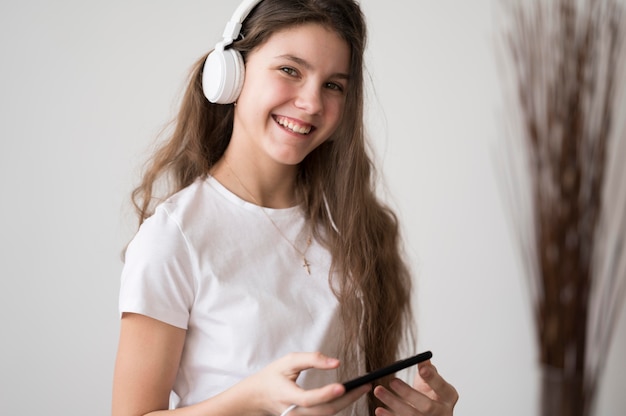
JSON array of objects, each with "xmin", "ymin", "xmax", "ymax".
[{"xmin": 273, "ymin": 115, "xmax": 316, "ymax": 136}]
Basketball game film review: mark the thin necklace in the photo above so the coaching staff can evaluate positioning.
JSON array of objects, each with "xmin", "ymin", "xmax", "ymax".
[{"xmin": 222, "ymin": 158, "xmax": 313, "ymax": 275}]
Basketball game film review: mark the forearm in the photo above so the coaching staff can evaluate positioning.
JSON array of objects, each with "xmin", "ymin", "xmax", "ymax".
[
  {"xmin": 142, "ymin": 383, "xmax": 265, "ymax": 416},
  {"xmin": 114, "ymin": 377, "xmax": 268, "ymax": 416}
]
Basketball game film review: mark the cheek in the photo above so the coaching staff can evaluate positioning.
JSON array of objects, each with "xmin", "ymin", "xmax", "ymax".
[
  {"xmin": 325, "ymin": 98, "xmax": 346, "ymax": 127},
  {"xmin": 242, "ymin": 71, "xmax": 292, "ymax": 100}
]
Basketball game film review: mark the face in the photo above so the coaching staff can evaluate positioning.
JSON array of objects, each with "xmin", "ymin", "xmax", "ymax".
[{"xmin": 230, "ymin": 23, "xmax": 351, "ymax": 168}]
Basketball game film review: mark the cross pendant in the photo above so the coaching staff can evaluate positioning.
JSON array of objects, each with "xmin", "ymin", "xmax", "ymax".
[{"xmin": 302, "ymin": 258, "xmax": 311, "ymax": 275}]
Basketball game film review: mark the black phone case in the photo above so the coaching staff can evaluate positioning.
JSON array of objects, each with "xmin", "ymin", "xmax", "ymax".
[{"xmin": 342, "ymin": 351, "xmax": 433, "ymax": 391}]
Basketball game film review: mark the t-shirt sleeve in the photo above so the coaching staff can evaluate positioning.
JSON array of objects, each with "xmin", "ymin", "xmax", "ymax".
[{"xmin": 118, "ymin": 205, "xmax": 195, "ymax": 329}]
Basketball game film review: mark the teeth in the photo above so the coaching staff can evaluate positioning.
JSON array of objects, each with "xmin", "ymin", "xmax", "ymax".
[{"xmin": 276, "ymin": 116, "xmax": 312, "ymax": 135}]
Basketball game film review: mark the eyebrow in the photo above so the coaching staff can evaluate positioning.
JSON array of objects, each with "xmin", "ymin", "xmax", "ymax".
[{"xmin": 275, "ymin": 54, "xmax": 350, "ymax": 80}]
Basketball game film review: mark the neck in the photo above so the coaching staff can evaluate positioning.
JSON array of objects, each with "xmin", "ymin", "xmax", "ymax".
[{"xmin": 212, "ymin": 152, "xmax": 299, "ymax": 209}]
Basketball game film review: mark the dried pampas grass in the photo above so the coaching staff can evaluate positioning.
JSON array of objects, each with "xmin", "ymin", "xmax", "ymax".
[{"xmin": 499, "ymin": 0, "xmax": 626, "ymax": 414}]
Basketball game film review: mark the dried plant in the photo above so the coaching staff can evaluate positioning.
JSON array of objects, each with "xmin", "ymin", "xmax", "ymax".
[{"xmin": 499, "ymin": 0, "xmax": 626, "ymax": 414}]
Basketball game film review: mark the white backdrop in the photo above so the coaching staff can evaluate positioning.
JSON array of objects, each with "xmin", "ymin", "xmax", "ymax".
[{"xmin": 1, "ymin": 1, "xmax": 624, "ymax": 415}]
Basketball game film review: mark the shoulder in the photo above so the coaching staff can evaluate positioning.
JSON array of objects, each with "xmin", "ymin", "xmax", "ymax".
[
  {"xmin": 130, "ymin": 176, "xmax": 246, "ymax": 256},
  {"xmin": 159, "ymin": 176, "xmax": 242, "ymax": 226},
  {"xmin": 159, "ymin": 177, "xmax": 211, "ymax": 220},
  {"xmin": 124, "ymin": 178, "xmax": 209, "ymax": 259}
]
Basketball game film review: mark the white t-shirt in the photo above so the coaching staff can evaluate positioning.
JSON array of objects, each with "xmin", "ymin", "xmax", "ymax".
[{"xmin": 119, "ymin": 176, "xmax": 362, "ymax": 412}]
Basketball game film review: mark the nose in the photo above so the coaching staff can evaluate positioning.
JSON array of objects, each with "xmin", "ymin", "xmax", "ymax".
[{"xmin": 294, "ymin": 83, "xmax": 323, "ymax": 115}]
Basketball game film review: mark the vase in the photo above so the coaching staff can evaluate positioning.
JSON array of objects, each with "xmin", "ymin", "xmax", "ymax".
[{"xmin": 541, "ymin": 365, "xmax": 588, "ymax": 416}]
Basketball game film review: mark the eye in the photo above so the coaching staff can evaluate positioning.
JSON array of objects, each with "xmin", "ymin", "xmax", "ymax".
[
  {"xmin": 325, "ymin": 82, "xmax": 345, "ymax": 93},
  {"xmin": 280, "ymin": 66, "xmax": 298, "ymax": 76}
]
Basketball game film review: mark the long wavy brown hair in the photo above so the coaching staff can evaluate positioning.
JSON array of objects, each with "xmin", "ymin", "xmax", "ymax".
[{"xmin": 130, "ymin": 0, "xmax": 414, "ymax": 412}]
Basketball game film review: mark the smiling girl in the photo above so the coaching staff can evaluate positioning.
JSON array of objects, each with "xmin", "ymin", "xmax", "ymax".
[{"xmin": 112, "ymin": 1, "xmax": 458, "ymax": 415}]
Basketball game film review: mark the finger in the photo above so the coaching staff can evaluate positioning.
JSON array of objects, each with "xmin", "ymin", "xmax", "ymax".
[
  {"xmin": 415, "ymin": 361, "xmax": 459, "ymax": 406},
  {"xmin": 329, "ymin": 384, "xmax": 371, "ymax": 407},
  {"xmin": 295, "ymin": 384, "xmax": 371, "ymax": 415},
  {"xmin": 374, "ymin": 379, "xmax": 432, "ymax": 415},
  {"xmin": 276, "ymin": 378, "xmax": 347, "ymax": 411},
  {"xmin": 277, "ymin": 352, "xmax": 341, "ymax": 377},
  {"xmin": 254, "ymin": 353, "xmax": 344, "ymax": 413}
]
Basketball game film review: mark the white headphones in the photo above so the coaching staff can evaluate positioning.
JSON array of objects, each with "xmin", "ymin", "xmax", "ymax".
[{"xmin": 202, "ymin": 0, "xmax": 265, "ymax": 104}]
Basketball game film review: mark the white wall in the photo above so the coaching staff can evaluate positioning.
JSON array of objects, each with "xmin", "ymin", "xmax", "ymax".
[{"xmin": 0, "ymin": 1, "xmax": 624, "ymax": 415}]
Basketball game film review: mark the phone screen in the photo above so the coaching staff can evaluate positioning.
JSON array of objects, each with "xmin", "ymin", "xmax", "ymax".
[{"xmin": 342, "ymin": 351, "xmax": 432, "ymax": 391}]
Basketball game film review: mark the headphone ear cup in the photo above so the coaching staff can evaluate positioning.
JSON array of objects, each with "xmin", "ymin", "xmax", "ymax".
[{"xmin": 202, "ymin": 48, "xmax": 245, "ymax": 104}]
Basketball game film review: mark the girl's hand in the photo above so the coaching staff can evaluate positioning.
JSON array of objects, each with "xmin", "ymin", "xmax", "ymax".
[
  {"xmin": 238, "ymin": 351, "xmax": 371, "ymax": 416},
  {"xmin": 372, "ymin": 360, "xmax": 458, "ymax": 416}
]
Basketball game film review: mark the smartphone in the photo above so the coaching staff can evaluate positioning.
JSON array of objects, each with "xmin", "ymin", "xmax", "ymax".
[{"xmin": 342, "ymin": 351, "xmax": 432, "ymax": 391}]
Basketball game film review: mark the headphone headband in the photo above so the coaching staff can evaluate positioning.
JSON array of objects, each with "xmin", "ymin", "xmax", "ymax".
[{"xmin": 220, "ymin": 0, "xmax": 265, "ymax": 45}]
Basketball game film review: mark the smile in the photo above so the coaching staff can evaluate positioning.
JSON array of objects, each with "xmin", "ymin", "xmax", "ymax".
[{"xmin": 274, "ymin": 116, "xmax": 314, "ymax": 135}]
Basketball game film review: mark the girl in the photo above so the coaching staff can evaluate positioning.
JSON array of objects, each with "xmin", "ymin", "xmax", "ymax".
[{"xmin": 112, "ymin": 0, "xmax": 458, "ymax": 415}]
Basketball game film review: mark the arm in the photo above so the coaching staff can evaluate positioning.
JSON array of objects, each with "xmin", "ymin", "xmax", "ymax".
[
  {"xmin": 112, "ymin": 313, "xmax": 186, "ymax": 416},
  {"xmin": 112, "ymin": 313, "xmax": 370, "ymax": 416},
  {"xmin": 372, "ymin": 360, "xmax": 458, "ymax": 416}
]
